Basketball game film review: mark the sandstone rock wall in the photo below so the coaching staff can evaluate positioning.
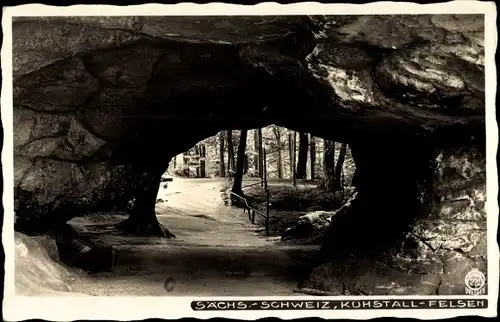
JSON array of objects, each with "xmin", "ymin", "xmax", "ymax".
[
  {"xmin": 388, "ymin": 146, "xmax": 487, "ymax": 295},
  {"xmin": 304, "ymin": 146, "xmax": 487, "ymax": 295}
]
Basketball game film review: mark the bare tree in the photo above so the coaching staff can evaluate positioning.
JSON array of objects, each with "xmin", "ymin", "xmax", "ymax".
[
  {"xmin": 244, "ymin": 154, "xmax": 249, "ymax": 174},
  {"xmin": 227, "ymin": 130, "xmax": 236, "ymax": 176},
  {"xmin": 253, "ymin": 129, "xmax": 260, "ymax": 174},
  {"xmin": 199, "ymin": 144, "xmax": 206, "ymax": 178},
  {"xmin": 257, "ymin": 128, "xmax": 263, "ymax": 180},
  {"xmin": 232, "ymin": 130, "xmax": 248, "ymax": 196},
  {"xmin": 296, "ymin": 132, "xmax": 308, "ymax": 179},
  {"xmin": 323, "ymin": 139, "xmax": 336, "ymax": 191},
  {"xmin": 288, "ymin": 132, "xmax": 294, "ymax": 177},
  {"xmin": 310, "ymin": 135, "xmax": 316, "ymax": 179},
  {"xmin": 292, "ymin": 131, "xmax": 297, "ymax": 186},
  {"xmin": 334, "ymin": 143, "xmax": 348, "ymax": 190},
  {"xmin": 219, "ymin": 131, "xmax": 226, "ymax": 177},
  {"xmin": 272, "ymin": 125, "xmax": 283, "ymax": 179}
]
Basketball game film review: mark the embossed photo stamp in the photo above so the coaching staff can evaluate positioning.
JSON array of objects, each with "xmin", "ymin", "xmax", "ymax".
[{"xmin": 1, "ymin": 1, "xmax": 498, "ymax": 320}]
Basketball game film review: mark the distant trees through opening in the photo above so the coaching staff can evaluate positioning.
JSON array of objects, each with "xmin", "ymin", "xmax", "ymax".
[{"xmin": 169, "ymin": 125, "xmax": 355, "ymax": 193}]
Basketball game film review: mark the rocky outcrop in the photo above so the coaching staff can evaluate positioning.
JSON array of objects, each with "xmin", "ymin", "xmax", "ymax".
[
  {"xmin": 15, "ymin": 232, "xmax": 87, "ymax": 295},
  {"xmin": 387, "ymin": 146, "xmax": 487, "ymax": 295},
  {"xmin": 281, "ymin": 188, "xmax": 358, "ymax": 241},
  {"xmin": 281, "ymin": 211, "xmax": 334, "ymax": 241},
  {"xmin": 11, "ymin": 14, "xmax": 486, "ymax": 245},
  {"xmin": 303, "ymin": 146, "xmax": 487, "ymax": 295}
]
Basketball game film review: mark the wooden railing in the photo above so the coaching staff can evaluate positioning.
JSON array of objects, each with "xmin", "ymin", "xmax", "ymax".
[{"xmin": 229, "ymin": 148, "xmax": 272, "ymax": 235}]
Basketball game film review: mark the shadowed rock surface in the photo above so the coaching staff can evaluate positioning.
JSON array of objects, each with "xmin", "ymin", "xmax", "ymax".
[
  {"xmin": 302, "ymin": 145, "xmax": 487, "ymax": 295},
  {"xmin": 12, "ymin": 15, "xmax": 487, "ymax": 295}
]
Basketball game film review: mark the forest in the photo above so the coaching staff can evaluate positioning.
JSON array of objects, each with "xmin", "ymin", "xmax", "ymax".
[
  {"xmin": 170, "ymin": 126, "xmax": 355, "ymax": 186},
  {"xmin": 168, "ymin": 126, "xmax": 356, "ymax": 237}
]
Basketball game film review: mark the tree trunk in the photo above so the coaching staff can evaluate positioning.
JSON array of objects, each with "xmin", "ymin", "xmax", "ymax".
[
  {"xmin": 310, "ymin": 135, "xmax": 316, "ymax": 179},
  {"xmin": 115, "ymin": 166, "xmax": 176, "ymax": 238},
  {"xmin": 273, "ymin": 126, "xmax": 283, "ymax": 179},
  {"xmin": 257, "ymin": 128, "xmax": 263, "ymax": 180},
  {"xmin": 199, "ymin": 144, "xmax": 206, "ymax": 178},
  {"xmin": 172, "ymin": 155, "xmax": 177, "ymax": 169},
  {"xmin": 323, "ymin": 139, "xmax": 336, "ymax": 191},
  {"xmin": 231, "ymin": 141, "xmax": 236, "ymax": 173},
  {"xmin": 254, "ymin": 129, "xmax": 260, "ymax": 174},
  {"xmin": 200, "ymin": 159, "xmax": 206, "ymax": 178},
  {"xmin": 244, "ymin": 154, "xmax": 249, "ymax": 174},
  {"xmin": 219, "ymin": 131, "xmax": 226, "ymax": 177},
  {"xmin": 227, "ymin": 130, "xmax": 232, "ymax": 175},
  {"xmin": 227, "ymin": 130, "xmax": 236, "ymax": 176},
  {"xmin": 277, "ymin": 143, "xmax": 283, "ymax": 179},
  {"xmin": 334, "ymin": 143, "xmax": 348, "ymax": 190},
  {"xmin": 292, "ymin": 131, "xmax": 297, "ymax": 186},
  {"xmin": 288, "ymin": 132, "xmax": 293, "ymax": 178},
  {"xmin": 232, "ymin": 130, "xmax": 248, "ymax": 196},
  {"xmin": 296, "ymin": 132, "xmax": 308, "ymax": 179},
  {"xmin": 182, "ymin": 152, "xmax": 189, "ymax": 177}
]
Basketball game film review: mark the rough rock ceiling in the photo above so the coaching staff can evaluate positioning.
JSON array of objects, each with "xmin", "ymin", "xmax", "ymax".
[{"xmin": 13, "ymin": 15, "xmax": 485, "ymax": 156}]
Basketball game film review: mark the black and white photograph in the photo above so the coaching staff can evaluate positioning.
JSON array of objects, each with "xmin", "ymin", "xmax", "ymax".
[{"xmin": 1, "ymin": 1, "xmax": 498, "ymax": 320}]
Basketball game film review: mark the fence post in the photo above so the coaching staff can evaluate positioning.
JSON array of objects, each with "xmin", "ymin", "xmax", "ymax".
[{"xmin": 251, "ymin": 209, "xmax": 255, "ymax": 224}]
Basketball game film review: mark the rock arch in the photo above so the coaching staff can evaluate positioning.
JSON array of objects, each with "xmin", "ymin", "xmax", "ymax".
[{"xmin": 11, "ymin": 16, "xmax": 487, "ymax": 291}]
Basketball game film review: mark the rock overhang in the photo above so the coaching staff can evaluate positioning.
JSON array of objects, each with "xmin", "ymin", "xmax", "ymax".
[{"xmin": 12, "ymin": 15, "xmax": 485, "ymax": 131}]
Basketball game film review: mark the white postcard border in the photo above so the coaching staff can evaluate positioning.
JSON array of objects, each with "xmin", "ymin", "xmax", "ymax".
[{"xmin": 1, "ymin": 1, "xmax": 498, "ymax": 320}]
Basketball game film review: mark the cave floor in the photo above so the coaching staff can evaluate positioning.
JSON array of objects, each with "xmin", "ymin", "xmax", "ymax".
[{"xmin": 66, "ymin": 178, "xmax": 319, "ymax": 296}]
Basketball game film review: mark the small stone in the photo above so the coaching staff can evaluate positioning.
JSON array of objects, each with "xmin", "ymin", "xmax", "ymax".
[{"xmin": 163, "ymin": 277, "xmax": 176, "ymax": 292}]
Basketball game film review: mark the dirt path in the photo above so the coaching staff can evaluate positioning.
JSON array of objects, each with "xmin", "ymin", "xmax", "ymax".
[{"xmin": 67, "ymin": 178, "xmax": 319, "ymax": 296}]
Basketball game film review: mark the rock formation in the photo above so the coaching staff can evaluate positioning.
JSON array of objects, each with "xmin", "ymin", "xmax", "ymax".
[
  {"xmin": 303, "ymin": 145, "xmax": 487, "ymax": 295},
  {"xmin": 282, "ymin": 211, "xmax": 335, "ymax": 241},
  {"xmin": 11, "ymin": 15, "xmax": 487, "ymax": 293}
]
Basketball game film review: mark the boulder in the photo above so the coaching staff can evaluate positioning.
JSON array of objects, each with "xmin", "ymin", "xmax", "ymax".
[
  {"xmin": 281, "ymin": 211, "xmax": 333, "ymax": 240},
  {"xmin": 15, "ymin": 232, "xmax": 86, "ymax": 295}
]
